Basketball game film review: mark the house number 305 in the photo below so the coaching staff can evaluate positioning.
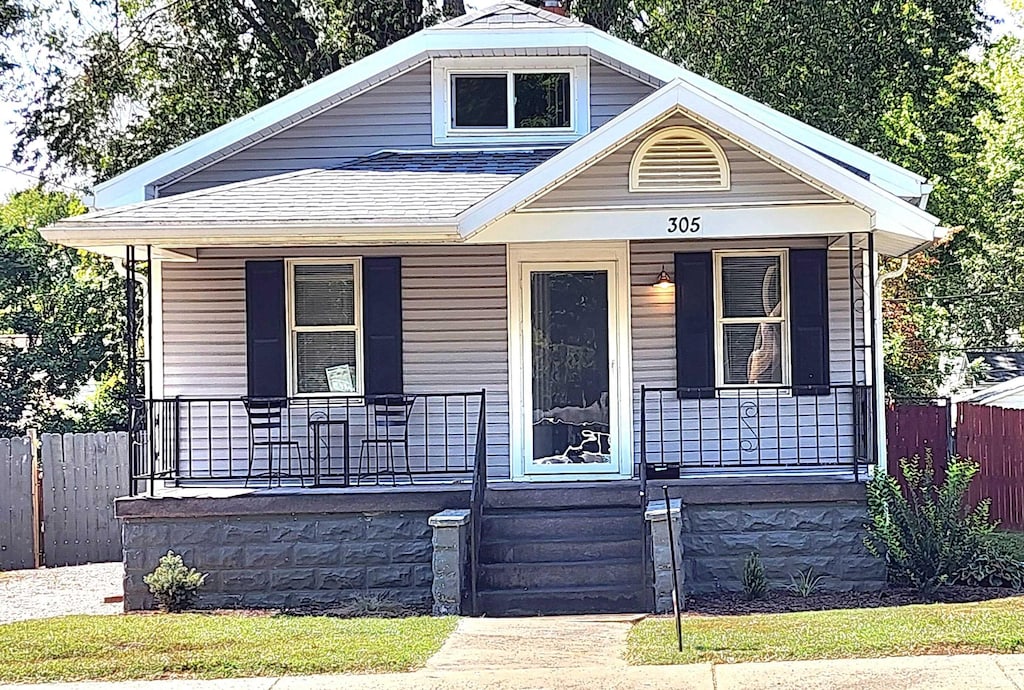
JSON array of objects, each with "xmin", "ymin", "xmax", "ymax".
[{"xmin": 667, "ymin": 216, "xmax": 701, "ymax": 234}]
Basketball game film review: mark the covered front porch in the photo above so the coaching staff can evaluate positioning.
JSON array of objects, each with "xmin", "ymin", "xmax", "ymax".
[{"xmin": 121, "ymin": 231, "xmax": 881, "ymax": 498}]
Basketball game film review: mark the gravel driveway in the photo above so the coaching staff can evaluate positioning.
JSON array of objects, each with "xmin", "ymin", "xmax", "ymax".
[{"xmin": 0, "ymin": 562, "xmax": 123, "ymax": 624}]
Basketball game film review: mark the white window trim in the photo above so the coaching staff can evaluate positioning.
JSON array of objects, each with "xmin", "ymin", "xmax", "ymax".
[
  {"xmin": 285, "ymin": 257, "xmax": 364, "ymax": 398},
  {"xmin": 431, "ymin": 57, "xmax": 590, "ymax": 145},
  {"xmin": 713, "ymin": 249, "xmax": 791, "ymax": 390},
  {"xmin": 629, "ymin": 125, "xmax": 732, "ymax": 193}
]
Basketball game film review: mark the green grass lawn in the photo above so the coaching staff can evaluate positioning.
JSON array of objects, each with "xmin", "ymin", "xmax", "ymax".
[
  {"xmin": 0, "ymin": 613, "xmax": 457, "ymax": 683},
  {"xmin": 627, "ymin": 596, "xmax": 1024, "ymax": 665}
]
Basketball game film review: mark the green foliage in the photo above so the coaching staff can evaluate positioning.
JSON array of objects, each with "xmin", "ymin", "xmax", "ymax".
[
  {"xmin": 864, "ymin": 453, "xmax": 996, "ymax": 591},
  {"xmin": 0, "ymin": 188, "xmax": 124, "ymax": 435},
  {"xmin": 143, "ymin": 550, "xmax": 207, "ymax": 613},
  {"xmin": 786, "ymin": 567, "xmax": 825, "ymax": 598},
  {"xmin": 956, "ymin": 544, "xmax": 1024, "ymax": 589},
  {"xmin": 741, "ymin": 552, "xmax": 768, "ymax": 600},
  {"xmin": 0, "ymin": 0, "xmax": 24, "ymax": 71},
  {"xmin": 5, "ymin": 0, "xmax": 465, "ymax": 182}
]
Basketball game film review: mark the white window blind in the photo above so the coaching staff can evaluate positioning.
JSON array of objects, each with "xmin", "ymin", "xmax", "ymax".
[
  {"xmin": 716, "ymin": 253, "xmax": 787, "ymax": 386},
  {"xmin": 289, "ymin": 261, "xmax": 361, "ymax": 395}
]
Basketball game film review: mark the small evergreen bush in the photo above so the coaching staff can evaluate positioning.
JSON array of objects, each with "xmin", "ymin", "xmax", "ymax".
[
  {"xmin": 742, "ymin": 552, "xmax": 769, "ymax": 600},
  {"xmin": 143, "ymin": 550, "xmax": 207, "ymax": 612},
  {"xmin": 864, "ymin": 452, "xmax": 996, "ymax": 592}
]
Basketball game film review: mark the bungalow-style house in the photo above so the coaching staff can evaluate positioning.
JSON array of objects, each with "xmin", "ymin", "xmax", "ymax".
[{"xmin": 44, "ymin": 0, "xmax": 942, "ymax": 615}]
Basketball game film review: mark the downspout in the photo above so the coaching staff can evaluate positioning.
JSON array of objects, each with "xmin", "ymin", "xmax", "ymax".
[{"xmin": 872, "ymin": 250, "xmax": 911, "ymax": 476}]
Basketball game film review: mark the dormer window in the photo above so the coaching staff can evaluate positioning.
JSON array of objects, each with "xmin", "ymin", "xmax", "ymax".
[{"xmin": 433, "ymin": 57, "xmax": 589, "ymax": 144}]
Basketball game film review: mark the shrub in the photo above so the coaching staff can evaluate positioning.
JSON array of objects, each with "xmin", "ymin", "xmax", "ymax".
[
  {"xmin": 864, "ymin": 453, "xmax": 996, "ymax": 592},
  {"xmin": 787, "ymin": 567, "xmax": 825, "ymax": 597},
  {"xmin": 956, "ymin": 544, "xmax": 1024, "ymax": 590},
  {"xmin": 143, "ymin": 551, "xmax": 207, "ymax": 612},
  {"xmin": 742, "ymin": 552, "xmax": 769, "ymax": 600}
]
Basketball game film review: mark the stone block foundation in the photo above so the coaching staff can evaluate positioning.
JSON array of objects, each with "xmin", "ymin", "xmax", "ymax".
[
  {"xmin": 646, "ymin": 482, "xmax": 886, "ymax": 606},
  {"xmin": 116, "ymin": 489, "xmax": 469, "ymax": 611}
]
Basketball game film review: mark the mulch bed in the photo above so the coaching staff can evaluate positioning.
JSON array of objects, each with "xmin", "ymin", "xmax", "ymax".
[{"xmin": 683, "ymin": 586, "xmax": 1021, "ymax": 616}]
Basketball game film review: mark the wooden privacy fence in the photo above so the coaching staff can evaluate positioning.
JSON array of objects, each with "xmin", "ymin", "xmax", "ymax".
[
  {"xmin": 956, "ymin": 404, "xmax": 1024, "ymax": 530},
  {"xmin": 887, "ymin": 402, "xmax": 1024, "ymax": 530},
  {"xmin": 0, "ymin": 432, "xmax": 127, "ymax": 571}
]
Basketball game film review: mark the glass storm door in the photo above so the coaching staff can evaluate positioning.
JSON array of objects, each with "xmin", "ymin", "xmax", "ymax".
[{"xmin": 519, "ymin": 262, "xmax": 622, "ymax": 477}]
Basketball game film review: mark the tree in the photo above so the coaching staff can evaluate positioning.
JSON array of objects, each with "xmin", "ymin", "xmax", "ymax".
[
  {"xmin": 0, "ymin": 0, "xmax": 24, "ymax": 71},
  {"xmin": 0, "ymin": 188, "xmax": 124, "ymax": 434},
  {"xmin": 7, "ymin": 0, "xmax": 463, "ymax": 182}
]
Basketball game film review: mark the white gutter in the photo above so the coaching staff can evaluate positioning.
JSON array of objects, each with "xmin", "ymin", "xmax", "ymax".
[{"xmin": 872, "ymin": 252, "xmax": 911, "ymax": 476}]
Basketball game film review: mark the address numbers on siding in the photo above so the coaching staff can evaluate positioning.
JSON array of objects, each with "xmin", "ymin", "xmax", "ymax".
[{"xmin": 666, "ymin": 216, "xmax": 702, "ymax": 234}]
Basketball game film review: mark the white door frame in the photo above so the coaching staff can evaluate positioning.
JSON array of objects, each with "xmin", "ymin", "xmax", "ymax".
[{"xmin": 507, "ymin": 242, "xmax": 634, "ymax": 481}]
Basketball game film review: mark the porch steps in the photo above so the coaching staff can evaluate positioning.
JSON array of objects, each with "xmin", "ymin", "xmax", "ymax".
[{"xmin": 476, "ymin": 487, "xmax": 647, "ymax": 615}]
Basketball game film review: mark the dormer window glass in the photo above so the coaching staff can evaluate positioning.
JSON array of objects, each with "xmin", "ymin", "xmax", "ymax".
[{"xmin": 450, "ymin": 71, "xmax": 572, "ymax": 130}]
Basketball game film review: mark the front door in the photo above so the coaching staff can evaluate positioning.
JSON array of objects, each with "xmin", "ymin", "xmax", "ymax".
[{"xmin": 510, "ymin": 245, "xmax": 632, "ymax": 480}]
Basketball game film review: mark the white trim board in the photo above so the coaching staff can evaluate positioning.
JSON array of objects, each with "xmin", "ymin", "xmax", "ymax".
[{"xmin": 90, "ymin": 8, "xmax": 929, "ymax": 207}]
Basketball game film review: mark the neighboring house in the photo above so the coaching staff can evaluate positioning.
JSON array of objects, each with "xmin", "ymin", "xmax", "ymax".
[
  {"xmin": 956, "ymin": 352, "xmax": 1024, "ymax": 409},
  {"xmin": 44, "ymin": 1, "xmax": 942, "ymax": 615}
]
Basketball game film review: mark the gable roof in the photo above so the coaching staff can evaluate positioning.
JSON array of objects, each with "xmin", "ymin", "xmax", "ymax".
[
  {"xmin": 48, "ymin": 149, "xmax": 557, "ymax": 244},
  {"xmin": 456, "ymin": 80, "xmax": 939, "ymax": 252},
  {"xmin": 88, "ymin": 0, "xmax": 931, "ymax": 208}
]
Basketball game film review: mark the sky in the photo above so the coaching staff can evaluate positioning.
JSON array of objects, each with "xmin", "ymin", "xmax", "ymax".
[{"xmin": 0, "ymin": 0, "xmax": 1020, "ymax": 201}]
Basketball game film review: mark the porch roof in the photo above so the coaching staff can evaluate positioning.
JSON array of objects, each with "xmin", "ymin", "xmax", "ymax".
[{"xmin": 48, "ymin": 149, "xmax": 557, "ymax": 245}]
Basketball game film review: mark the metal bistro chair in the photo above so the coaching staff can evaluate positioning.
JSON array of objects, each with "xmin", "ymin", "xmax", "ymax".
[
  {"xmin": 243, "ymin": 397, "xmax": 307, "ymax": 487},
  {"xmin": 358, "ymin": 394, "xmax": 417, "ymax": 486}
]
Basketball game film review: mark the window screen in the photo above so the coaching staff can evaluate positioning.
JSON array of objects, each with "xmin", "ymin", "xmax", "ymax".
[
  {"xmin": 289, "ymin": 262, "xmax": 360, "ymax": 395},
  {"xmin": 514, "ymin": 73, "xmax": 570, "ymax": 128},
  {"xmin": 718, "ymin": 254, "xmax": 786, "ymax": 386},
  {"xmin": 452, "ymin": 75, "xmax": 508, "ymax": 128}
]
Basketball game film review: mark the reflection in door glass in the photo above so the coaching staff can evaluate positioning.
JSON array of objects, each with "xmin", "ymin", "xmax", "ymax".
[{"xmin": 530, "ymin": 271, "xmax": 612, "ymax": 465}]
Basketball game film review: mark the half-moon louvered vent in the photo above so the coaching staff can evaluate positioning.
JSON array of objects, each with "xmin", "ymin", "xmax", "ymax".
[{"xmin": 629, "ymin": 126, "xmax": 730, "ymax": 192}]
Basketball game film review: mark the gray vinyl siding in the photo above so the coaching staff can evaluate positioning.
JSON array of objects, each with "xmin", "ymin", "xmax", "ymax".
[
  {"xmin": 160, "ymin": 245, "xmax": 511, "ymax": 480},
  {"xmin": 159, "ymin": 66, "xmax": 435, "ymax": 196},
  {"xmin": 630, "ymin": 239, "xmax": 867, "ymax": 468},
  {"xmin": 527, "ymin": 114, "xmax": 835, "ymax": 210},
  {"xmin": 590, "ymin": 62, "xmax": 656, "ymax": 129},
  {"xmin": 159, "ymin": 60, "xmax": 660, "ymax": 197}
]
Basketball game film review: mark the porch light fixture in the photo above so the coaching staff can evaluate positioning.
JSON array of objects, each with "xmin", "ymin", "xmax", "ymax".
[{"xmin": 653, "ymin": 266, "xmax": 674, "ymax": 289}]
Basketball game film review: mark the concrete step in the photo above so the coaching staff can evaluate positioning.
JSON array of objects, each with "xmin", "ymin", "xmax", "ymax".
[
  {"xmin": 481, "ymin": 509, "xmax": 642, "ymax": 542},
  {"xmin": 479, "ymin": 558, "xmax": 644, "ymax": 590},
  {"xmin": 480, "ymin": 537, "xmax": 642, "ymax": 565},
  {"xmin": 477, "ymin": 585, "xmax": 646, "ymax": 616},
  {"xmin": 484, "ymin": 482, "xmax": 642, "ymax": 510}
]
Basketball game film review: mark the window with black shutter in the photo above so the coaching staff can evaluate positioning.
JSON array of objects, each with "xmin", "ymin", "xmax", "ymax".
[{"xmin": 286, "ymin": 259, "xmax": 362, "ymax": 395}]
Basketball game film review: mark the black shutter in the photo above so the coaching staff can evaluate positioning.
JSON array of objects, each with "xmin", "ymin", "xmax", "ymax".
[
  {"xmin": 244, "ymin": 260, "xmax": 287, "ymax": 399},
  {"xmin": 789, "ymin": 248, "xmax": 831, "ymax": 396},
  {"xmin": 675, "ymin": 252, "xmax": 715, "ymax": 399},
  {"xmin": 363, "ymin": 257, "xmax": 404, "ymax": 397}
]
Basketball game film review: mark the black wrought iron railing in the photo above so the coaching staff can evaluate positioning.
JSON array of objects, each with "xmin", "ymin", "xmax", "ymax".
[
  {"xmin": 469, "ymin": 389, "xmax": 487, "ymax": 616},
  {"xmin": 129, "ymin": 390, "xmax": 487, "ymax": 495},
  {"xmin": 640, "ymin": 384, "xmax": 875, "ymax": 478}
]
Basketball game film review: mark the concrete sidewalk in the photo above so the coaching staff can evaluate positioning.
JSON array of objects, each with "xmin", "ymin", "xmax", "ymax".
[{"xmin": 1, "ymin": 653, "xmax": 1021, "ymax": 690}]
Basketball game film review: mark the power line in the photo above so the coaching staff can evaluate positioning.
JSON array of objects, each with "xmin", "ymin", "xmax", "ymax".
[
  {"xmin": 884, "ymin": 289, "xmax": 1024, "ymax": 303},
  {"xmin": 0, "ymin": 165, "xmax": 90, "ymax": 197}
]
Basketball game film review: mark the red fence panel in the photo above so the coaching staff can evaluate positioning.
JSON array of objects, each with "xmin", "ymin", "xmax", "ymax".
[
  {"xmin": 956, "ymin": 403, "xmax": 1024, "ymax": 530},
  {"xmin": 886, "ymin": 403, "xmax": 951, "ymax": 474}
]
